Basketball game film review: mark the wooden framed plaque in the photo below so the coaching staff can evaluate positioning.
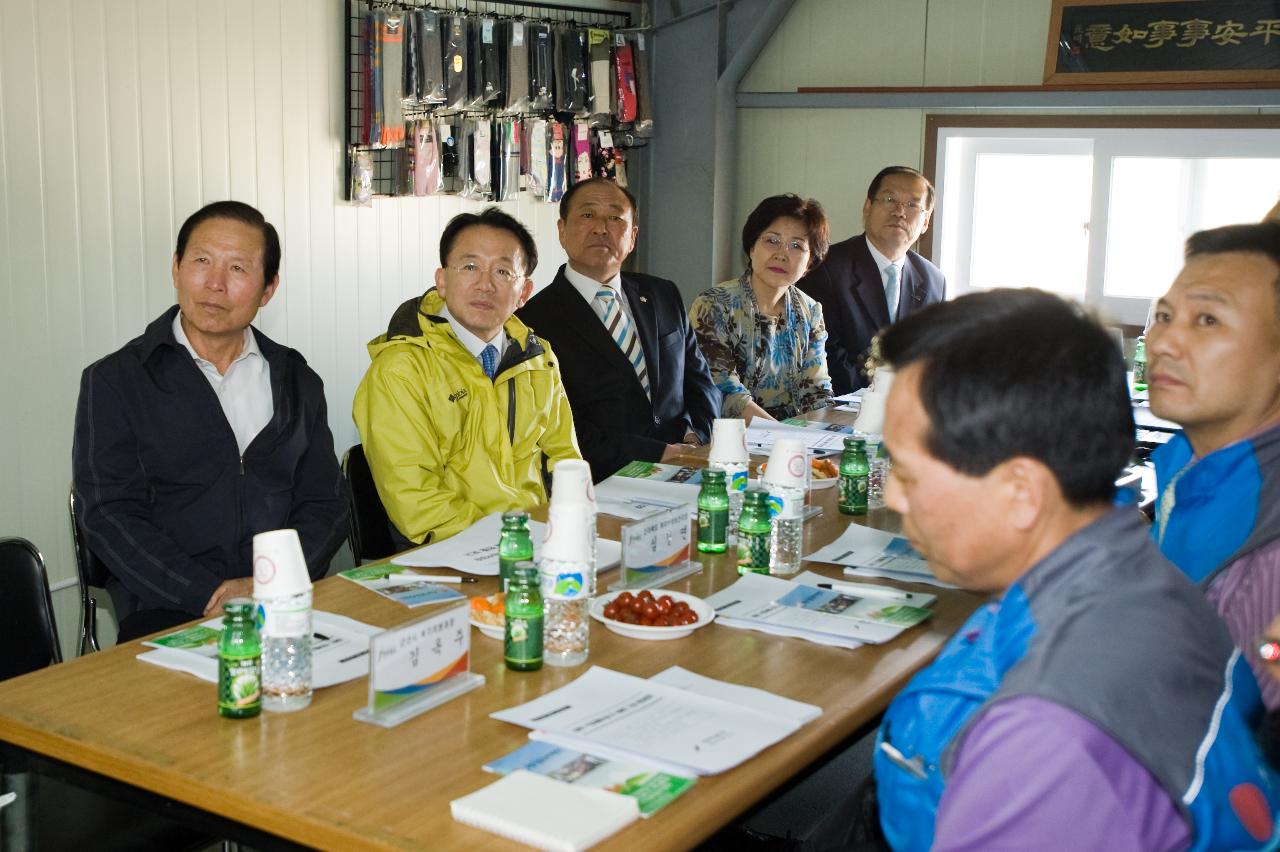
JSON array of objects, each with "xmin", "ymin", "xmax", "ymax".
[{"xmin": 1045, "ymin": 0, "xmax": 1280, "ymax": 85}]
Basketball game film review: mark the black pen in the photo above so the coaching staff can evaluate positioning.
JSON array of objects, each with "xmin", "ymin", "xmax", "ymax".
[{"xmin": 339, "ymin": 649, "xmax": 370, "ymax": 664}]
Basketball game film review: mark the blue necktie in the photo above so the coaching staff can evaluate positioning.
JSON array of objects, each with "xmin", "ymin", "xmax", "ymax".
[
  {"xmin": 884, "ymin": 264, "xmax": 900, "ymax": 322},
  {"xmin": 480, "ymin": 344, "xmax": 498, "ymax": 380}
]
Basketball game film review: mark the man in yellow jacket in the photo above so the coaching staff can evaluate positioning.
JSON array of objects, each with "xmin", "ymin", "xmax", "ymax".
[{"xmin": 354, "ymin": 208, "xmax": 581, "ymax": 545}]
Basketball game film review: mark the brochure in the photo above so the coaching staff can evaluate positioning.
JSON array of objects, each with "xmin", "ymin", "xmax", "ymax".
[
  {"xmin": 612, "ymin": 460, "xmax": 704, "ymax": 485},
  {"xmin": 491, "ymin": 666, "xmax": 819, "ymax": 776},
  {"xmin": 774, "ymin": 585, "xmax": 933, "ymax": 628},
  {"xmin": 484, "ymin": 742, "xmax": 694, "ymax": 817},
  {"xmin": 338, "ymin": 564, "xmax": 466, "ymax": 608},
  {"xmin": 780, "ymin": 417, "xmax": 855, "ymax": 435},
  {"xmin": 805, "ymin": 524, "xmax": 954, "ymax": 588},
  {"xmin": 138, "ymin": 610, "xmax": 379, "ymax": 688},
  {"xmin": 594, "ymin": 470, "xmax": 700, "ymax": 521}
]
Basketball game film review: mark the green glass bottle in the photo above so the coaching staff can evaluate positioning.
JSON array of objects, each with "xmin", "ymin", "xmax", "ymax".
[
  {"xmin": 1132, "ymin": 335, "xmax": 1147, "ymax": 393},
  {"xmin": 218, "ymin": 598, "xmax": 261, "ymax": 719},
  {"xmin": 498, "ymin": 510, "xmax": 533, "ymax": 593},
  {"xmin": 696, "ymin": 469, "xmax": 730, "ymax": 554},
  {"xmin": 838, "ymin": 437, "xmax": 870, "ymax": 516},
  {"xmin": 505, "ymin": 561, "xmax": 544, "ymax": 671},
  {"xmin": 737, "ymin": 488, "xmax": 772, "ymax": 575}
]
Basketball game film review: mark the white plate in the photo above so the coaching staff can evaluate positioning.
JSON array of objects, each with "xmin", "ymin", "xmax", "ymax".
[
  {"xmin": 810, "ymin": 475, "xmax": 838, "ymax": 490},
  {"xmin": 589, "ymin": 590, "xmax": 715, "ymax": 640},
  {"xmin": 470, "ymin": 617, "xmax": 503, "ymax": 640}
]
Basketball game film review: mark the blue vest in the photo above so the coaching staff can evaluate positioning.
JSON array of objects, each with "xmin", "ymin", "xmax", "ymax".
[{"xmin": 875, "ymin": 508, "xmax": 1278, "ymax": 851}]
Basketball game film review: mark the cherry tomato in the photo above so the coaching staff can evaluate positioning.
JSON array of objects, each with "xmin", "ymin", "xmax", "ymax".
[
  {"xmin": 615, "ymin": 592, "xmax": 634, "ymax": 607},
  {"xmin": 637, "ymin": 590, "xmax": 655, "ymax": 604},
  {"xmin": 655, "ymin": 597, "xmax": 672, "ymax": 615}
]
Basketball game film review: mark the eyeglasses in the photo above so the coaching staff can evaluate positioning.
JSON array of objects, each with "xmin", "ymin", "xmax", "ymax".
[
  {"xmin": 757, "ymin": 233, "xmax": 810, "ymax": 254},
  {"xmin": 448, "ymin": 263, "xmax": 522, "ymax": 285},
  {"xmin": 872, "ymin": 193, "xmax": 927, "ymax": 215}
]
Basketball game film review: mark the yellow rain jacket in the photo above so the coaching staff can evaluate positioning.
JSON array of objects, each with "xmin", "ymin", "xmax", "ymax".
[{"xmin": 353, "ymin": 290, "xmax": 581, "ymax": 544}]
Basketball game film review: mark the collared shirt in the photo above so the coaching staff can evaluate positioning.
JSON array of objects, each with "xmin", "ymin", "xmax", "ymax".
[
  {"xmin": 564, "ymin": 263, "xmax": 636, "ymax": 320},
  {"xmin": 865, "ymin": 239, "xmax": 905, "ymax": 320},
  {"xmin": 439, "ymin": 304, "xmax": 507, "ymax": 365},
  {"xmin": 172, "ymin": 312, "xmax": 272, "ymax": 455}
]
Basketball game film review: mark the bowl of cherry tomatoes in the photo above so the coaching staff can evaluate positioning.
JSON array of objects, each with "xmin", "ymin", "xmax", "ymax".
[{"xmin": 590, "ymin": 589, "xmax": 715, "ymax": 640}]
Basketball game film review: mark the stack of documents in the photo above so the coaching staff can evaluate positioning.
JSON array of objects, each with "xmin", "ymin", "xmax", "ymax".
[
  {"xmin": 491, "ymin": 666, "xmax": 821, "ymax": 777},
  {"xmin": 745, "ymin": 421, "xmax": 847, "ymax": 455},
  {"xmin": 594, "ymin": 463, "xmax": 703, "ymax": 520},
  {"xmin": 393, "ymin": 511, "xmax": 621, "ymax": 574},
  {"xmin": 806, "ymin": 523, "xmax": 953, "ymax": 588},
  {"xmin": 704, "ymin": 571, "xmax": 935, "ymax": 649}
]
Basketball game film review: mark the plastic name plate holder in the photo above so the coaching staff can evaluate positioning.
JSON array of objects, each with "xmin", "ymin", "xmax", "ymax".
[
  {"xmin": 609, "ymin": 503, "xmax": 701, "ymax": 591},
  {"xmin": 354, "ymin": 603, "xmax": 484, "ymax": 728}
]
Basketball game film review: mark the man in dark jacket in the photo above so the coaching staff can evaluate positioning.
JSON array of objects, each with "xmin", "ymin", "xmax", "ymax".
[
  {"xmin": 798, "ymin": 166, "xmax": 945, "ymax": 394},
  {"xmin": 73, "ymin": 201, "xmax": 349, "ymax": 641}
]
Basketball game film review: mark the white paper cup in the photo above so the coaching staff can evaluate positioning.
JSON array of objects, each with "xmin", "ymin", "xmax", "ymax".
[
  {"xmin": 551, "ymin": 458, "xmax": 596, "ymax": 510},
  {"xmin": 763, "ymin": 437, "xmax": 808, "ymax": 489},
  {"xmin": 708, "ymin": 418, "xmax": 749, "ymax": 464},
  {"xmin": 541, "ymin": 502, "xmax": 595, "ymax": 564},
  {"xmin": 252, "ymin": 528, "xmax": 313, "ymax": 600}
]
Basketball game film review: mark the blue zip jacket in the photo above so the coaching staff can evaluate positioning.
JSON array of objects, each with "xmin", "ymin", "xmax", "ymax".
[{"xmin": 875, "ymin": 508, "xmax": 1278, "ymax": 851}]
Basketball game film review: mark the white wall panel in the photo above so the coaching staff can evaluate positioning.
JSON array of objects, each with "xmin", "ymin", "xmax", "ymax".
[{"xmin": 0, "ymin": 0, "xmax": 572, "ymax": 660}]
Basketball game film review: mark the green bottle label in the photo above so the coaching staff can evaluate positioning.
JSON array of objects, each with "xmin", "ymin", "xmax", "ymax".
[
  {"xmin": 839, "ymin": 473, "xmax": 869, "ymax": 514},
  {"xmin": 505, "ymin": 615, "xmax": 544, "ymax": 667},
  {"xmin": 697, "ymin": 507, "xmax": 728, "ymax": 551},
  {"xmin": 218, "ymin": 654, "xmax": 261, "ymax": 716},
  {"xmin": 737, "ymin": 530, "xmax": 771, "ymax": 574}
]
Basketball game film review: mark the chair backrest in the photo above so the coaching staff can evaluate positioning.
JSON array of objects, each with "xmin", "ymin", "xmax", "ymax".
[
  {"xmin": 0, "ymin": 537, "xmax": 62, "ymax": 680},
  {"xmin": 68, "ymin": 487, "xmax": 109, "ymax": 653},
  {"xmin": 342, "ymin": 444, "xmax": 397, "ymax": 563}
]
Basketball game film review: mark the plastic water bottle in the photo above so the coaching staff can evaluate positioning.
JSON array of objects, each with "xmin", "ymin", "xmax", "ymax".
[
  {"xmin": 767, "ymin": 483, "xmax": 805, "ymax": 576},
  {"xmin": 708, "ymin": 460, "xmax": 748, "ymax": 541},
  {"xmin": 258, "ymin": 590, "xmax": 313, "ymax": 712},
  {"xmin": 863, "ymin": 435, "xmax": 887, "ymax": 510},
  {"xmin": 539, "ymin": 556, "xmax": 589, "ymax": 666}
]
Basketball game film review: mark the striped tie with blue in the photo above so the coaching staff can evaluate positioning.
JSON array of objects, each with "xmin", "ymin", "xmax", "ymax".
[{"xmin": 594, "ymin": 287, "xmax": 650, "ymax": 399}]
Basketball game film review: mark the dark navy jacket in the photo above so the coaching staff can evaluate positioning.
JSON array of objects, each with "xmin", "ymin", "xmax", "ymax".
[{"xmin": 72, "ymin": 306, "xmax": 350, "ymax": 619}]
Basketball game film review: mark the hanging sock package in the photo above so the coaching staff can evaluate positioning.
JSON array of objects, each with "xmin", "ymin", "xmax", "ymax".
[
  {"xmin": 614, "ymin": 34, "xmax": 637, "ymax": 124},
  {"xmin": 504, "ymin": 21, "xmax": 530, "ymax": 113},
  {"xmin": 528, "ymin": 23, "xmax": 555, "ymax": 111},
  {"xmin": 527, "ymin": 118, "xmax": 549, "ymax": 199},
  {"xmin": 556, "ymin": 27, "xmax": 590, "ymax": 116},
  {"xmin": 630, "ymin": 32, "xmax": 654, "ymax": 136},
  {"xmin": 443, "ymin": 15, "xmax": 469, "ymax": 111},
  {"xmin": 492, "ymin": 117, "xmax": 521, "ymax": 202},
  {"xmin": 572, "ymin": 120, "xmax": 592, "ymax": 185},
  {"xmin": 416, "ymin": 9, "xmax": 446, "ymax": 105},
  {"xmin": 365, "ymin": 11, "xmax": 382, "ymax": 146},
  {"xmin": 411, "ymin": 119, "xmax": 441, "ymax": 196},
  {"xmin": 378, "ymin": 12, "xmax": 406, "ymax": 146},
  {"xmin": 402, "ymin": 11, "xmax": 420, "ymax": 104},
  {"xmin": 350, "ymin": 149, "xmax": 374, "ymax": 205},
  {"xmin": 546, "ymin": 121, "xmax": 568, "ymax": 204},
  {"xmin": 587, "ymin": 29, "xmax": 613, "ymax": 128},
  {"xmin": 469, "ymin": 17, "xmax": 502, "ymax": 108},
  {"xmin": 438, "ymin": 116, "xmax": 462, "ymax": 194},
  {"xmin": 463, "ymin": 116, "xmax": 492, "ymax": 200}
]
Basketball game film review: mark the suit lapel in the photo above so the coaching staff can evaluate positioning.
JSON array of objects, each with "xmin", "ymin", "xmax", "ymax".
[
  {"xmin": 620, "ymin": 275, "xmax": 659, "ymax": 385},
  {"xmin": 851, "ymin": 237, "xmax": 891, "ymax": 328},
  {"xmin": 899, "ymin": 258, "xmax": 927, "ymax": 319},
  {"xmin": 550, "ymin": 271, "xmax": 646, "ymax": 391}
]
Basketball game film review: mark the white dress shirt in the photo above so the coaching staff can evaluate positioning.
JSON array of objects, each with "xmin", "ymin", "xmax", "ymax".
[
  {"xmin": 439, "ymin": 304, "xmax": 507, "ymax": 364},
  {"xmin": 173, "ymin": 313, "xmax": 272, "ymax": 455},
  {"xmin": 865, "ymin": 240, "xmax": 905, "ymax": 320},
  {"xmin": 564, "ymin": 263, "xmax": 637, "ymax": 320}
]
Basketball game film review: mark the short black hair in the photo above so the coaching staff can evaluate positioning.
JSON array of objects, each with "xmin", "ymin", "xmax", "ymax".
[
  {"xmin": 175, "ymin": 201, "xmax": 281, "ymax": 286},
  {"xmin": 866, "ymin": 166, "xmax": 936, "ymax": 212},
  {"xmin": 558, "ymin": 177, "xmax": 638, "ymax": 222},
  {"xmin": 741, "ymin": 194, "xmax": 831, "ymax": 272},
  {"xmin": 880, "ymin": 289, "xmax": 1133, "ymax": 506},
  {"xmin": 438, "ymin": 207, "xmax": 538, "ymax": 275},
  {"xmin": 1185, "ymin": 222, "xmax": 1280, "ymax": 303}
]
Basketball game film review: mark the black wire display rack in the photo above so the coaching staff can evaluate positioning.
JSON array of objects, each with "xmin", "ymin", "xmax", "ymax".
[{"xmin": 345, "ymin": 0, "xmax": 636, "ymax": 199}]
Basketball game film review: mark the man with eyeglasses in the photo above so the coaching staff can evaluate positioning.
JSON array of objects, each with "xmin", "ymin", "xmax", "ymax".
[
  {"xmin": 517, "ymin": 178, "xmax": 720, "ymax": 481},
  {"xmin": 354, "ymin": 207, "xmax": 581, "ymax": 546},
  {"xmin": 799, "ymin": 165, "xmax": 945, "ymax": 394}
]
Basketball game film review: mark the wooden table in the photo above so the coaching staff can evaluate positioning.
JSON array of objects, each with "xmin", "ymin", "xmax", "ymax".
[{"xmin": 0, "ymin": 432, "xmax": 979, "ymax": 850}]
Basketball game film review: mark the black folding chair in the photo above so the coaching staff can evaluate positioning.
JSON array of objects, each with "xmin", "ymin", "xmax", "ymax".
[
  {"xmin": 68, "ymin": 487, "xmax": 111, "ymax": 654},
  {"xmin": 0, "ymin": 537, "xmax": 61, "ymax": 681},
  {"xmin": 341, "ymin": 444, "xmax": 398, "ymax": 563}
]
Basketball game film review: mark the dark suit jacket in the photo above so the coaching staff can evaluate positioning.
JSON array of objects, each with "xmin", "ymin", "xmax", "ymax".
[
  {"xmin": 517, "ymin": 266, "xmax": 721, "ymax": 481},
  {"xmin": 797, "ymin": 234, "xmax": 945, "ymax": 394}
]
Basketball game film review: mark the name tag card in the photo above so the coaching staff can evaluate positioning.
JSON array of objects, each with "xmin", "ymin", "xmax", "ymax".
[
  {"xmin": 354, "ymin": 604, "xmax": 484, "ymax": 728},
  {"xmin": 609, "ymin": 503, "xmax": 701, "ymax": 591}
]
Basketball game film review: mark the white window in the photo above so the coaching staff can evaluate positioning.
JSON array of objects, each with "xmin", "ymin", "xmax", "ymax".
[{"xmin": 933, "ymin": 127, "xmax": 1280, "ymax": 325}]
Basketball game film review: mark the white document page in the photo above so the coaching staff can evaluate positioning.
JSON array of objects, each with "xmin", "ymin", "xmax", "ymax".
[
  {"xmin": 137, "ymin": 610, "xmax": 378, "ymax": 687},
  {"xmin": 649, "ymin": 666, "xmax": 821, "ymax": 724},
  {"xmin": 491, "ymin": 666, "xmax": 809, "ymax": 776},
  {"xmin": 393, "ymin": 511, "xmax": 621, "ymax": 574},
  {"xmin": 805, "ymin": 524, "xmax": 955, "ymax": 588},
  {"xmin": 745, "ymin": 423, "xmax": 846, "ymax": 455},
  {"xmin": 593, "ymin": 476, "xmax": 700, "ymax": 520},
  {"xmin": 704, "ymin": 572, "xmax": 900, "ymax": 645}
]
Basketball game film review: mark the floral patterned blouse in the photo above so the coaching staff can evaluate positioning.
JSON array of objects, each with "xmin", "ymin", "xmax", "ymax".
[{"xmin": 689, "ymin": 276, "xmax": 834, "ymax": 420}]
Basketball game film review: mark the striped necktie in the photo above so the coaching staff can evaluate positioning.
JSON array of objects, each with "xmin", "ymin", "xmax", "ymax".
[{"xmin": 594, "ymin": 287, "xmax": 650, "ymax": 399}]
